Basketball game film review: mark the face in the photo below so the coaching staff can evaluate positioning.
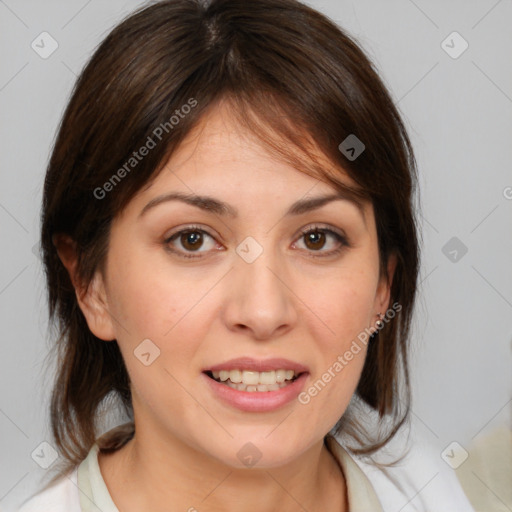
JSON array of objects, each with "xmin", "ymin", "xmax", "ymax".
[{"xmin": 77, "ymin": 101, "xmax": 393, "ymax": 469}]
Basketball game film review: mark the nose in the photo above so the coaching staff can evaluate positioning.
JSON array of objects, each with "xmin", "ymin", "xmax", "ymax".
[{"xmin": 221, "ymin": 245, "xmax": 298, "ymax": 341}]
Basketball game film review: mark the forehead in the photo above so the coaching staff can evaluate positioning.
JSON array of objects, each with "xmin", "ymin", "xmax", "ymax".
[
  {"xmin": 122, "ymin": 100, "xmax": 375, "ymax": 231},
  {"xmin": 146, "ymin": 100, "xmax": 361, "ymax": 195}
]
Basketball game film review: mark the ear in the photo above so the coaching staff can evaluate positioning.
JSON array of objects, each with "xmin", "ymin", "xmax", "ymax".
[
  {"xmin": 52, "ymin": 233, "xmax": 116, "ymax": 341},
  {"xmin": 374, "ymin": 252, "xmax": 398, "ymax": 315}
]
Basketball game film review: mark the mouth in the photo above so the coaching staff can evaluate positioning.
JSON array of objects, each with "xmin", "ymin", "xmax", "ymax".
[{"xmin": 203, "ymin": 369, "xmax": 303, "ymax": 392}]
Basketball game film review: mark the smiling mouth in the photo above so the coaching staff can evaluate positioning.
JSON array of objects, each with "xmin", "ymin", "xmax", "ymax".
[{"xmin": 204, "ymin": 369, "xmax": 302, "ymax": 392}]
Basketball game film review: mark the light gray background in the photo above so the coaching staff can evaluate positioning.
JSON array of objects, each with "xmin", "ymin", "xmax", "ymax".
[{"xmin": 1, "ymin": 0, "xmax": 511, "ymax": 510}]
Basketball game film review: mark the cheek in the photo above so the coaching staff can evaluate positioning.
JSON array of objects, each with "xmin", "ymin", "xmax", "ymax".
[
  {"xmin": 307, "ymin": 267, "xmax": 378, "ymax": 349},
  {"xmin": 105, "ymin": 242, "xmax": 206, "ymax": 341},
  {"xmin": 291, "ymin": 261, "xmax": 377, "ymax": 415},
  {"xmin": 104, "ymin": 243, "xmax": 219, "ymax": 384},
  {"xmin": 299, "ymin": 292, "xmax": 371, "ymax": 423}
]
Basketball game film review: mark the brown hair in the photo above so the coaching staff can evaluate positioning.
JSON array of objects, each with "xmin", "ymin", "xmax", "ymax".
[{"xmin": 40, "ymin": 0, "xmax": 419, "ymax": 482}]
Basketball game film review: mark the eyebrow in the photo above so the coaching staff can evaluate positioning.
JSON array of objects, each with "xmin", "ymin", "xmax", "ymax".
[{"xmin": 138, "ymin": 190, "xmax": 367, "ymax": 222}]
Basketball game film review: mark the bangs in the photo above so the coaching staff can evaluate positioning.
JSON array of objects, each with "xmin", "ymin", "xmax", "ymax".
[{"xmin": 141, "ymin": 90, "xmax": 372, "ymax": 212}]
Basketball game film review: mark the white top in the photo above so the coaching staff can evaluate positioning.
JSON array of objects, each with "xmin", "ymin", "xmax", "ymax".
[{"xmin": 17, "ymin": 424, "xmax": 475, "ymax": 512}]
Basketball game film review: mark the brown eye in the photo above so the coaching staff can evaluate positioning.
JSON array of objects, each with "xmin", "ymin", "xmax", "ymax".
[
  {"xmin": 180, "ymin": 231, "xmax": 204, "ymax": 251},
  {"xmin": 303, "ymin": 230, "xmax": 327, "ymax": 250},
  {"xmin": 165, "ymin": 226, "xmax": 218, "ymax": 259},
  {"xmin": 294, "ymin": 226, "xmax": 349, "ymax": 258}
]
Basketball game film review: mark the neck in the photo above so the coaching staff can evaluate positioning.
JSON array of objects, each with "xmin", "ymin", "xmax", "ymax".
[{"xmin": 98, "ymin": 423, "xmax": 347, "ymax": 512}]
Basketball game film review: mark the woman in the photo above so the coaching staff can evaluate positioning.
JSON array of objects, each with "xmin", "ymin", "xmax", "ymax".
[{"xmin": 18, "ymin": 0, "xmax": 474, "ymax": 510}]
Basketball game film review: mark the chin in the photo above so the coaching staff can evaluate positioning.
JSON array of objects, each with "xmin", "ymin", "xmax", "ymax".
[{"xmin": 206, "ymin": 431, "xmax": 314, "ymax": 470}]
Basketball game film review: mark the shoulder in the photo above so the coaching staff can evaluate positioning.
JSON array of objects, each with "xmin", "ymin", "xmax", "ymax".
[
  {"xmin": 16, "ymin": 469, "xmax": 80, "ymax": 512},
  {"xmin": 455, "ymin": 426, "xmax": 512, "ymax": 511},
  {"xmin": 337, "ymin": 424, "xmax": 476, "ymax": 512},
  {"xmin": 16, "ymin": 423, "xmax": 134, "ymax": 512}
]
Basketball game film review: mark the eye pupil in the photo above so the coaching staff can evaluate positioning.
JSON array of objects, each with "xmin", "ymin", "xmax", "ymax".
[
  {"xmin": 305, "ymin": 231, "xmax": 325, "ymax": 250},
  {"xmin": 182, "ymin": 231, "xmax": 203, "ymax": 250}
]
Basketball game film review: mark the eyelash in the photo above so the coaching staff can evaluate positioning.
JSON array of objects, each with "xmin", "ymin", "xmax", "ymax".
[{"xmin": 163, "ymin": 224, "xmax": 350, "ymax": 260}]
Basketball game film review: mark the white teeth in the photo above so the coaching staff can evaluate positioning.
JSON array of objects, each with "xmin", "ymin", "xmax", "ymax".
[
  {"xmin": 230, "ymin": 369, "xmax": 242, "ymax": 383},
  {"xmin": 242, "ymin": 370, "xmax": 260, "ymax": 385},
  {"xmin": 259, "ymin": 371, "xmax": 275, "ymax": 385},
  {"xmin": 209, "ymin": 368, "xmax": 300, "ymax": 390},
  {"xmin": 275, "ymin": 369, "xmax": 286, "ymax": 383}
]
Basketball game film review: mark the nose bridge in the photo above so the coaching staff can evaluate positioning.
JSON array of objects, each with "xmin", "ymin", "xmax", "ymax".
[
  {"xmin": 223, "ymin": 235, "xmax": 297, "ymax": 339},
  {"xmin": 239, "ymin": 243, "xmax": 284, "ymax": 302}
]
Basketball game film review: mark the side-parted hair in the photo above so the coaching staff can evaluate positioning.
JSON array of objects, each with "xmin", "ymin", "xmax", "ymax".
[{"xmin": 40, "ymin": 0, "xmax": 420, "ymax": 481}]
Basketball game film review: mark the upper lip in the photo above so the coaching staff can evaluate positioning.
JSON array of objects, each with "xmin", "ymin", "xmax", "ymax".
[{"xmin": 204, "ymin": 357, "xmax": 309, "ymax": 374}]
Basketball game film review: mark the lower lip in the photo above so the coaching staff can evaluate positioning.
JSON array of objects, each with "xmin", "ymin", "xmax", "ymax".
[{"xmin": 202, "ymin": 372, "xmax": 309, "ymax": 412}]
